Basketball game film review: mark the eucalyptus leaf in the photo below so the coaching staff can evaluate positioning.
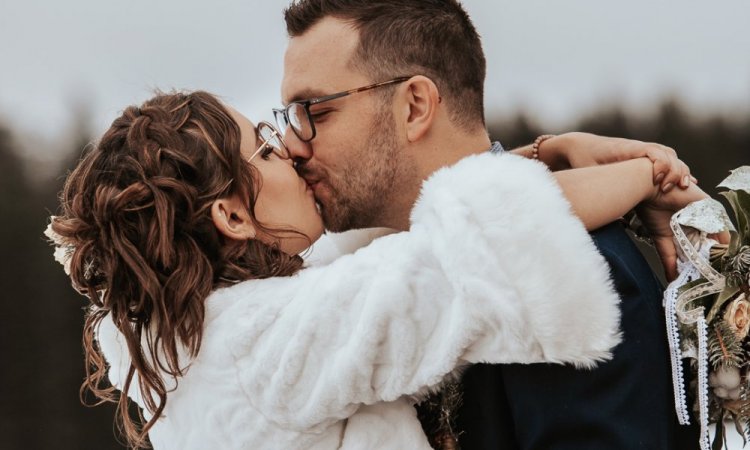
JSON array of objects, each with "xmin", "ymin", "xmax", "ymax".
[
  {"xmin": 717, "ymin": 166, "xmax": 750, "ymax": 192},
  {"xmin": 718, "ymin": 284, "xmax": 741, "ymax": 304},
  {"xmin": 736, "ymin": 190, "xmax": 750, "ymax": 241},
  {"xmin": 707, "ymin": 284, "xmax": 742, "ymax": 323},
  {"xmin": 706, "ymin": 286, "xmax": 740, "ymax": 323},
  {"xmin": 722, "ymin": 221, "xmax": 742, "ymax": 257},
  {"xmin": 720, "ymin": 190, "xmax": 750, "ymax": 243}
]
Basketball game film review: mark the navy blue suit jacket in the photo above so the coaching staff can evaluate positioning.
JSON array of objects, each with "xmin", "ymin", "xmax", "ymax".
[{"xmin": 455, "ymin": 222, "xmax": 699, "ymax": 449}]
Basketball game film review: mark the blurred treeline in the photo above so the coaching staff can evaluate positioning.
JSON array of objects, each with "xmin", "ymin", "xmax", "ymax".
[
  {"xmin": 0, "ymin": 98, "xmax": 747, "ymax": 449},
  {"xmin": 490, "ymin": 99, "xmax": 749, "ymax": 196}
]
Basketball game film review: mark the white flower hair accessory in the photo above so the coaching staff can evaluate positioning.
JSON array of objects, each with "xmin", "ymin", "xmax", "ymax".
[{"xmin": 44, "ymin": 217, "xmax": 74, "ymax": 276}]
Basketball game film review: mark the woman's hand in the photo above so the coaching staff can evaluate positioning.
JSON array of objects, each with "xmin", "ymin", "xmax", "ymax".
[{"xmin": 636, "ymin": 183, "xmax": 730, "ymax": 281}]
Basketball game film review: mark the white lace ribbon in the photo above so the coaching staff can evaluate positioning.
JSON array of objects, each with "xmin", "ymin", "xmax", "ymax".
[{"xmin": 664, "ymin": 198, "xmax": 733, "ymax": 450}]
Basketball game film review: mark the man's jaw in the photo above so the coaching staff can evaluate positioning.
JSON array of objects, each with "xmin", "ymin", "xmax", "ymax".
[
  {"xmin": 297, "ymin": 169, "xmax": 349, "ymax": 231},
  {"xmin": 307, "ymin": 185, "xmax": 339, "ymax": 231}
]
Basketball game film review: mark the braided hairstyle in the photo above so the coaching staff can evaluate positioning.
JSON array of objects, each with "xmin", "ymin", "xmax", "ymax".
[{"xmin": 50, "ymin": 91, "xmax": 304, "ymax": 447}]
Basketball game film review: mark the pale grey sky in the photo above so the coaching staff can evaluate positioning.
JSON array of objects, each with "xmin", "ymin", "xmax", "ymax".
[
  {"xmin": 2, "ymin": 3, "xmax": 747, "ymax": 445},
  {"xmin": 2, "ymin": 0, "xmax": 749, "ymax": 162}
]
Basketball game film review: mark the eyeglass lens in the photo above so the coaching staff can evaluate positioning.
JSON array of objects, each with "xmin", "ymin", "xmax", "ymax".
[
  {"xmin": 258, "ymin": 123, "xmax": 289, "ymax": 159},
  {"xmin": 275, "ymin": 104, "xmax": 314, "ymax": 142}
]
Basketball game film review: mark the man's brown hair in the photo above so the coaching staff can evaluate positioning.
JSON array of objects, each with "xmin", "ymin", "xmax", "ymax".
[{"xmin": 284, "ymin": 0, "xmax": 487, "ymax": 131}]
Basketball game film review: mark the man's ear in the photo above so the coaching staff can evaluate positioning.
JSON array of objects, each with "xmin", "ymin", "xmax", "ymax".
[
  {"xmin": 210, "ymin": 196, "xmax": 256, "ymax": 241},
  {"xmin": 400, "ymin": 75, "xmax": 441, "ymax": 142}
]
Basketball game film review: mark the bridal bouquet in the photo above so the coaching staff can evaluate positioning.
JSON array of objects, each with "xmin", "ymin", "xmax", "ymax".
[{"xmin": 665, "ymin": 166, "xmax": 750, "ymax": 450}]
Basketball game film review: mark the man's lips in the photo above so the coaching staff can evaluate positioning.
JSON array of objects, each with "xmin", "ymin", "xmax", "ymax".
[
  {"xmin": 298, "ymin": 166, "xmax": 324, "ymax": 197},
  {"xmin": 303, "ymin": 177, "xmax": 321, "ymax": 193},
  {"xmin": 300, "ymin": 178, "xmax": 321, "ymax": 205}
]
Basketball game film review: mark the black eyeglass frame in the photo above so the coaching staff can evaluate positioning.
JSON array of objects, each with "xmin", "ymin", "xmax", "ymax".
[{"xmin": 273, "ymin": 76, "xmax": 411, "ymax": 143}]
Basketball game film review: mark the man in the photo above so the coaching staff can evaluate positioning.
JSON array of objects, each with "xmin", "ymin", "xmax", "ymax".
[{"xmin": 275, "ymin": 1, "xmax": 698, "ymax": 448}]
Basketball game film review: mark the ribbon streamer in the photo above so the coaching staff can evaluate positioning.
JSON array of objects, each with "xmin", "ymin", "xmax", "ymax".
[{"xmin": 664, "ymin": 198, "xmax": 732, "ymax": 450}]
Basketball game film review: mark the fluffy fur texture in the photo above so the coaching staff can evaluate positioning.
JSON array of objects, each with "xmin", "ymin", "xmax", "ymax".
[{"xmin": 97, "ymin": 152, "xmax": 621, "ymax": 449}]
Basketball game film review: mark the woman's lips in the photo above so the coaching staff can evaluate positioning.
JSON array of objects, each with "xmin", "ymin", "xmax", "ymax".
[
  {"xmin": 303, "ymin": 181, "xmax": 322, "ymax": 215},
  {"xmin": 305, "ymin": 178, "xmax": 320, "ymax": 196}
]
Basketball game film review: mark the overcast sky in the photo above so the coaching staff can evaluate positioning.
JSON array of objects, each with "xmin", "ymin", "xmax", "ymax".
[{"xmin": 2, "ymin": 0, "xmax": 749, "ymax": 162}]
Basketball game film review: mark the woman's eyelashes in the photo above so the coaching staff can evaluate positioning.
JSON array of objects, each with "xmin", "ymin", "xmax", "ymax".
[{"xmin": 260, "ymin": 145, "xmax": 275, "ymax": 160}]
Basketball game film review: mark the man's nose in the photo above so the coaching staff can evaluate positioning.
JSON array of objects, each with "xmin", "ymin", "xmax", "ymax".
[{"xmin": 283, "ymin": 127, "xmax": 313, "ymax": 167}]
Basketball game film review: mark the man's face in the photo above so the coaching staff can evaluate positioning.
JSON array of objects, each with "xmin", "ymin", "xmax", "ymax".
[{"xmin": 280, "ymin": 17, "xmax": 401, "ymax": 232}]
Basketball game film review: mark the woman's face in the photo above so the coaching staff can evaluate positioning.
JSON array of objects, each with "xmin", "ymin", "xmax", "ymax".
[{"xmin": 230, "ymin": 108, "xmax": 324, "ymax": 255}]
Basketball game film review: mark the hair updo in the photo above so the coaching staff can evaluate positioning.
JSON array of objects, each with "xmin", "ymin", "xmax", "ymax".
[{"xmin": 50, "ymin": 91, "xmax": 304, "ymax": 447}]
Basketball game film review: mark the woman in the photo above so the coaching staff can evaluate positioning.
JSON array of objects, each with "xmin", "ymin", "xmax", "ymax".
[{"xmin": 47, "ymin": 90, "xmax": 702, "ymax": 449}]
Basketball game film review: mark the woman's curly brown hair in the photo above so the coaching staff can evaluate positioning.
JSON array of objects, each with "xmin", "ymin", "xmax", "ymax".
[{"xmin": 50, "ymin": 91, "xmax": 305, "ymax": 448}]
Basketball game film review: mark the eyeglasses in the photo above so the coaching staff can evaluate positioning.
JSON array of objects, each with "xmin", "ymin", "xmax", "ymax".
[
  {"xmin": 273, "ymin": 76, "xmax": 411, "ymax": 143},
  {"xmin": 247, "ymin": 121, "xmax": 291, "ymax": 162}
]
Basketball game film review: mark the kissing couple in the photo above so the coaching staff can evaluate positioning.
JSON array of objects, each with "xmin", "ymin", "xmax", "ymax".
[{"xmin": 48, "ymin": 1, "xmax": 707, "ymax": 448}]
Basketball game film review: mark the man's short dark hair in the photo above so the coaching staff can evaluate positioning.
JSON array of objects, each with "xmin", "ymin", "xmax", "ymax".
[{"xmin": 284, "ymin": 0, "xmax": 487, "ymax": 131}]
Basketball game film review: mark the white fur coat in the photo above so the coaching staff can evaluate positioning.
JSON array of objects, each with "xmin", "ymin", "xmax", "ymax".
[{"xmin": 97, "ymin": 152, "xmax": 621, "ymax": 449}]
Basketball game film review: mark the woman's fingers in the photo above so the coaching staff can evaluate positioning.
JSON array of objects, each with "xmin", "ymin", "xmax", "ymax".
[
  {"xmin": 653, "ymin": 235, "xmax": 679, "ymax": 281},
  {"xmin": 645, "ymin": 144, "xmax": 692, "ymax": 192}
]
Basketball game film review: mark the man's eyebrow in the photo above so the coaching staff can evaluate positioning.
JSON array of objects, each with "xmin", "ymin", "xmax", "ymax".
[{"xmin": 286, "ymin": 88, "xmax": 329, "ymax": 104}]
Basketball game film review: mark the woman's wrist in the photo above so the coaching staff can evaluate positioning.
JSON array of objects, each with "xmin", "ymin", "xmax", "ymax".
[
  {"xmin": 535, "ymin": 133, "xmax": 575, "ymax": 171},
  {"xmin": 512, "ymin": 132, "xmax": 622, "ymax": 172},
  {"xmin": 630, "ymin": 157, "xmax": 661, "ymax": 203}
]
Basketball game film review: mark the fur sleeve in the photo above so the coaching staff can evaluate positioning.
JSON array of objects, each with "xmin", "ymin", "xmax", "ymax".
[{"xmin": 219, "ymin": 152, "xmax": 621, "ymax": 430}]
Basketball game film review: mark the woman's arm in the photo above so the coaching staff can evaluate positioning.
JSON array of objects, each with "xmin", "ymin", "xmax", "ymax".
[
  {"xmin": 225, "ymin": 153, "xmax": 622, "ymax": 430},
  {"xmin": 516, "ymin": 136, "xmax": 709, "ymax": 278},
  {"xmin": 226, "ymin": 154, "xmax": 709, "ymax": 429},
  {"xmin": 510, "ymin": 132, "xmax": 693, "ymax": 192},
  {"xmin": 553, "ymin": 156, "xmax": 715, "ymax": 279},
  {"xmin": 554, "ymin": 157, "xmax": 656, "ymax": 231}
]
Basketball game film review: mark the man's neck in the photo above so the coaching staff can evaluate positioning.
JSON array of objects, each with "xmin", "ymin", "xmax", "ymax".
[
  {"xmin": 418, "ymin": 131, "xmax": 492, "ymax": 178},
  {"xmin": 383, "ymin": 129, "xmax": 493, "ymax": 231}
]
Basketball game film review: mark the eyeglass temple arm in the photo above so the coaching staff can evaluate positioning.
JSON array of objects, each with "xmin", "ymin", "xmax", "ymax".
[{"xmin": 308, "ymin": 76, "xmax": 412, "ymax": 105}]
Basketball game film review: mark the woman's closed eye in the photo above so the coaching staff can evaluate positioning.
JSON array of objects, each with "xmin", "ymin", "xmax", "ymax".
[{"xmin": 259, "ymin": 145, "xmax": 276, "ymax": 160}]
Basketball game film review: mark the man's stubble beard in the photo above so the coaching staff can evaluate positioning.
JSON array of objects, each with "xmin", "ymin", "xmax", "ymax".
[{"xmin": 321, "ymin": 106, "xmax": 402, "ymax": 232}]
